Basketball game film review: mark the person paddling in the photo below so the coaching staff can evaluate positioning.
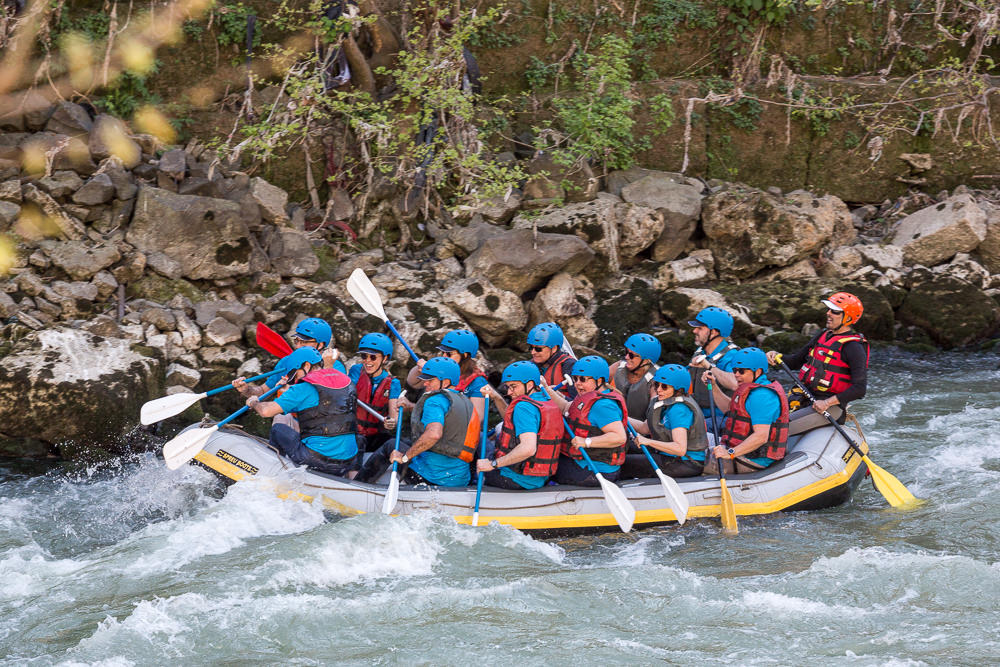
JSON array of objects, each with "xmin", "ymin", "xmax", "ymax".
[
  {"xmin": 765, "ymin": 292, "xmax": 869, "ymax": 420},
  {"xmin": 234, "ymin": 317, "xmax": 344, "ymax": 398},
  {"xmin": 620, "ymin": 364, "xmax": 708, "ymax": 479},
  {"xmin": 475, "ymin": 361, "xmax": 563, "ymax": 490},
  {"xmin": 544, "ymin": 355, "xmax": 628, "ymax": 487},
  {"xmin": 359, "ymin": 357, "xmax": 480, "ymax": 487},
  {"xmin": 244, "ymin": 347, "xmax": 359, "ymax": 477},
  {"xmin": 349, "ymin": 333, "xmax": 402, "ymax": 453},
  {"xmin": 609, "ymin": 333, "xmax": 661, "ymax": 420},
  {"xmin": 687, "ymin": 307, "xmax": 741, "ymax": 430},
  {"xmin": 406, "ymin": 329, "xmax": 488, "ymax": 418},
  {"xmin": 703, "ymin": 347, "xmax": 789, "ymax": 474},
  {"xmin": 527, "ymin": 322, "xmax": 576, "ymax": 398}
]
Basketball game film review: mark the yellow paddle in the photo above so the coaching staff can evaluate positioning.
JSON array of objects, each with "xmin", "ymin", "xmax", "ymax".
[
  {"xmin": 706, "ymin": 379, "xmax": 738, "ymax": 535},
  {"xmin": 774, "ymin": 354, "xmax": 918, "ymax": 508}
]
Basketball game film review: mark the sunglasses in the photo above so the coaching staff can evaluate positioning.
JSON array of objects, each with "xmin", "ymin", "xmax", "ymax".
[
  {"xmin": 529, "ymin": 345, "xmax": 548, "ymax": 353},
  {"xmin": 624, "ymin": 350, "xmax": 640, "ymax": 359},
  {"xmin": 733, "ymin": 368, "xmax": 754, "ymax": 375},
  {"xmin": 572, "ymin": 375, "xmax": 593, "ymax": 384},
  {"xmin": 653, "ymin": 381, "xmax": 674, "ymax": 390},
  {"xmin": 359, "ymin": 352, "xmax": 381, "ymax": 361},
  {"xmin": 292, "ymin": 334, "xmax": 315, "ymax": 342}
]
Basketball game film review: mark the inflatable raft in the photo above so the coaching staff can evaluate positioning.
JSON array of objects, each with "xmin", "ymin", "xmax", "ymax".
[{"xmin": 181, "ymin": 410, "xmax": 871, "ymax": 535}]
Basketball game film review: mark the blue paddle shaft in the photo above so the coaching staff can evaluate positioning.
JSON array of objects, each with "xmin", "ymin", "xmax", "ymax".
[
  {"xmin": 384, "ymin": 320, "xmax": 420, "ymax": 364},
  {"xmin": 389, "ymin": 406, "xmax": 404, "ymax": 474},
  {"xmin": 562, "ymin": 416, "xmax": 601, "ymax": 475},
  {"xmin": 626, "ymin": 422, "xmax": 661, "ymax": 471},
  {"xmin": 205, "ymin": 368, "xmax": 283, "ymax": 397},
  {"xmin": 218, "ymin": 384, "xmax": 281, "ymax": 427},
  {"xmin": 473, "ymin": 396, "xmax": 490, "ymax": 519}
]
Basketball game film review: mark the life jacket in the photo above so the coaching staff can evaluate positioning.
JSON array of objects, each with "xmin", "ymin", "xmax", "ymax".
[
  {"xmin": 645, "ymin": 394, "xmax": 709, "ymax": 460},
  {"xmin": 719, "ymin": 380, "xmax": 790, "ymax": 460},
  {"xmin": 297, "ymin": 369, "xmax": 358, "ymax": 439},
  {"xmin": 562, "ymin": 389, "xmax": 628, "ymax": 466},
  {"xmin": 798, "ymin": 330, "xmax": 870, "ymax": 397},
  {"xmin": 456, "ymin": 370, "xmax": 487, "ymax": 394},
  {"xmin": 688, "ymin": 340, "xmax": 739, "ymax": 410},
  {"xmin": 355, "ymin": 371, "xmax": 393, "ymax": 437},
  {"xmin": 410, "ymin": 390, "xmax": 481, "ymax": 463},
  {"xmin": 496, "ymin": 396, "xmax": 563, "ymax": 477},
  {"xmin": 539, "ymin": 351, "xmax": 575, "ymax": 394},
  {"xmin": 613, "ymin": 363, "xmax": 653, "ymax": 419}
]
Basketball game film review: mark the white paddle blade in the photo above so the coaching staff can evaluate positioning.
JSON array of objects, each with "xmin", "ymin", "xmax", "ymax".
[
  {"xmin": 656, "ymin": 469, "xmax": 689, "ymax": 525},
  {"xmin": 162, "ymin": 425, "xmax": 218, "ymax": 470},
  {"xmin": 472, "ymin": 511, "xmax": 480, "ymax": 527},
  {"xmin": 381, "ymin": 471, "xmax": 400, "ymax": 514},
  {"xmin": 346, "ymin": 268, "xmax": 388, "ymax": 321},
  {"xmin": 596, "ymin": 473, "xmax": 636, "ymax": 532},
  {"xmin": 140, "ymin": 392, "xmax": 206, "ymax": 425}
]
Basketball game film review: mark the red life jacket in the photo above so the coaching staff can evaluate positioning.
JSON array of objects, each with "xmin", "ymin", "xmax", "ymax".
[
  {"xmin": 496, "ymin": 396, "xmax": 563, "ymax": 477},
  {"xmin": 355, "ymin": 371, "xmax": 393, "ymax": 436},
  {"xmin": 562, "ymin": 389, "xmax": 628, "ymax": 466},
  {"xmin": 798, "ymin": 329, "xmax": 870, "ymax": 397},
  {"xmin": 719, "ymin": 380, "xmax": 790, "ymax": 460},
  {"xmin": 540, "ymin": 352, "xmax": 575, "ymax": 397},
  {"xmin": 456, "ymin": 371, "xmax": 487, "ymax": 393}
]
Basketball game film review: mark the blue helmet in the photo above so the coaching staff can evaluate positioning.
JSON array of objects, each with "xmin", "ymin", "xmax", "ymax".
[
  {"xmin": 527, "ymin": 322, "xmax": 563, "ymax": 348},
  {"xmin": 625, "ymin": 333, "xmax": 661, "ymax": 363},
  {"xmin": 653, "ymin": 364, "xmax": 691, "ymax": 393},
  {"xmin": 438, "ymin": 329, "xmax": 479, "ymax": 356},
  {"xmin": 282, "ymin": 346, "xmax": 323, "ymax": 372},
  {"xmin": 294, "ymin": 317, "xmax": 333, "ymax": 345},
  {"xmin": 418, "ymin": 357, "xmax": 461, "ymax": 386},
  {"xmin": 730, "ymin": 347, "xmax": 768, "ymax": 373},
  {"xmin": 357, "ymin": 332, "xmax": 393, "ymax": 356},
  {"xmin": 501, "ymin": 360, "xmax": 541, "ymax": 388},
  {"xmin": 688, "ymin": 307, "xmax": 734, "ymax": 338},
  {"xmin": 571, "ymin": 355, "xmax": 610, "ymax": 382}
]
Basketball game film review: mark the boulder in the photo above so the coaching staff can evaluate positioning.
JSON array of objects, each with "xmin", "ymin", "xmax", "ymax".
[
  {"xmin": 0, "ymin": 328, "xmax": 162, "ymax": 456},
  {"xmin": 464, "ymin": 228, "xmax": 595, "ymax": 295},
  {"xmin": 763, "ymin": 259, "xmax": 819, "ymax": 281},
  {"xmin": 193, "ymin": 300, "xmax": 255, "ymax": 328},
  {"xmin": 820, "ymin": 246, "xmax": 863, "ymax": 278},
  {"xmin": 445, "ymin": 218, "xmax": 508, "ymax": 257},
  {"xmin": 267, "ymin": 228, "xmax": 319, "ymax": 277},
  {"xmin": 72, "ymin": 173, "xmax": 115, "ymax": 206},
  {"xmin": 140, "ymin": 307, "xmax": 177, "ymax": 331},
  {"xmin": 0, "ymin": 292, "xmax": 17, "ymax": 318},
  {"xmin": 526, "ymin": 272, "xmax": 598, "ymax": 346},
  {"xmin": 977, "ymin": 203, "xmax": 1000, "ymax": 273},
  {"xmin": 898, "ymin": 275, "xmax": 1000, "ymax": 348},
  {"xmin": 441, "ymin": 277, "xmax": 527, "ymax": 346},
  {"xmin": 523, "ymin": 153, "xmax": 598, "ymax": 204},
  {"xmin": 174, "ymin": 311, "xmax": 204, "ymax": 350},
  {"xmin": 51, "ymin": 280, "xmax": 98, "ymax": 303},
  {"xmin": 383, "ymin": 297, "xmax": 468, "ymax": 363},
  {"xmin": 620, "ymin": 173, "xmax": 703, "ymax": 261},
  {"xmin": 250, "ymin": 176, "xmax": 289, "ymax": 223},
  {"xmin": 104, "ymin": 162, "xmax": 138, "ymax": 200},
  {"xmin": 40, "ymin": 240, "xmax": 121, "ymax": 280},
  {"xmin": 165, "ymin": 363, "xmax": 201, "ymax": 389},
  {"xmin": 888, "ymin": 194, "xmax": 987, "ymax": 266},
  {"xmin": 0, "ymin": 200, "xmax": 19, "ymax": 228},
  {"xmin": 38, "ymin": 171, "xmax": 84, "ymax": 198},
  {"xmin": 332, "ymin": 248, "xmax": 383, "ymax": 281},
  {"xmin": 856, "ymin": 244, "xmax": 904, "ymax": 272},
  {"xmin": 126, "ymin": 186, "xmax": 261, "ymax": 280},
  {"xmin": 0, "ymin": 180, "xmax": 21, "ymax": 202},
  {"xmin": 88, "ymin": 114, "xmax": 142, "ymax": 167},
  {"xmin": 44, "ymin": 102, "xmax": 93, "ymax": 138},
  {"xmin": 659, "ymin": 287, "xmax": 754, "ymax": 334},
  {"xmin": 591, "ymin": 278, "xmax": 661, "ymax": 356},
  {"xmin": 21, "ymin": 184, "xmax": 86, "ymax": 240},
  {"xmin": 144, "ymin": 251, "xmax": 184, "ymax": 279},
  {"xmin": 82, "ymin": 315, "xmax": 124, "ymax": 338},
  {"xmin": 932, "ymin": 253, "xmax": 991, "ymax": 289},
  {"xmin": 157, "ymin": 149, "xmax": 187, "ymax": 183},
  {"xmin": 91, "ymin": 270, "xmax": 118, "ymax": 299},
  {"xmin": 111, "ymin": 251, "xmax": 147, "ymax": 284},
  {"xmin": 198, "ymin": 344, "xmax": 246, "ymax": 367},
  {"xmin": 654, "ymin": 249, "xmax": 716, "ymax": 289},
  {"xmin": 702, "ymin": 188, "xmax": 855, "ymax": 278},
  {"xmin": 18, "ymin": 133, "xmax": 95, "ymax": 175}
]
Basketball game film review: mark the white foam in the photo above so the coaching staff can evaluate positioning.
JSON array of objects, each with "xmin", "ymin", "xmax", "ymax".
[
  {"xmin": 0, "ymin": 544, "xmax": 87, "ymax": 600},
  {"xmin": 741, "ymin": 589, "xmax": 866, "ymax": 617}
]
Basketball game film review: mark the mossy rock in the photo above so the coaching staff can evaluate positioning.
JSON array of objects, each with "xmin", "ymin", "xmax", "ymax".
[
  {"xmin": 0, "ymin": 436, "xmax": 54, "ymax": 458},
  {"xmin": 310, "ymin": 245, "xmax": 340, "ymax": 284},
  {"xmin": 898, "ymin": 276, "xmax": 1000, "ymax": 348},
  {"xmin": 717, "ymin": 281, "xmax": 831, "ymax": 333},
  {"xmin": 593, "ymin": 279, "xmax": 659, "ymax": 357},
  {"xmin": 271, "ymin": 290, "xmax": 364, "ymax": 352},
  {"xmin": 654, "ymin": 330, "xmax": 695, "ymax": 365},
  {"xmin": 127, "ymin": 274, "xmax": 205, "ymax": 304},
  {"xmin": 839, "ymin": 282, "xmax": 894, "ymax": 341},
  {"xmin": 760, "ymin": 330, "xmax": 811, "ymax": 353}
]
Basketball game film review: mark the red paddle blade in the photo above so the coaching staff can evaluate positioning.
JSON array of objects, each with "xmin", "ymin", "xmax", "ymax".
[{"xmin": 256, "ymin": 322, "xmax": 293, "ymax": 357}]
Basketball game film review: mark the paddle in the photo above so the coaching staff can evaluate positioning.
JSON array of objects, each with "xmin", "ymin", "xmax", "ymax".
[
  {"xmin": 773, "ymin": 354, "xmax": 918, "ymax": 508},
  {"xmin": 472, "ymin": 395, "xmax": 490, "ymax": 526},
  {"xmin": 346, "ymin": 268, "xmax": 420, "ymax": 364},
  {"xmin": 162, "ymin": 384, "xmax": 281, "ymax": 470},
  {"xmin": 140, "ymin": 369, "xmax": 284, "ymax": 425},
  {"xmin": 256, "ymin": 322, "xmax": 293, "ymax": 357},
  {"xmin": 707, "ymin": 379, "xmax": 738, "ymax": 535},
  {"xmin": 381, "ymin": 406, "xmax": 406, "ymax": 514},
  {"xmin": 562, "ymin": 417, "xmax": 636, "ymax": 533},
  {"xmin": 625, "ymin": 422, "xmax": 689, "ymax": 525}
]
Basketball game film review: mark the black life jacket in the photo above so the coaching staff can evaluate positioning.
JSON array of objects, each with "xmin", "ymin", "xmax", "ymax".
[
  {"xmin": 411, "ymin": 390, "xmax": 480, "ymax": 463},
  {"xmin": 688, "ymin": 340, "xmax": 739, "ymax": 411},
  {"xmin": 562, "ymin": 389, "xmax": 628, "ymax": 466},
  {"xmin": 496, "ymin": 395, "xmax": 563, "ymax": 477},
  {"xmin": 613, "ymin": 363, "xmax": 653, "ymax": 419},
  {"xmin": 719, "ymin": 380, "xmax": 790, "ymax": 460},
  {"xmin": 645, "ymin": 394, "xmax": 709, "ymax": 460},
  {"xmin": 798, "ymin": 329, "xmax": 870, "ymax": 397},
  {"xmin": 297, "ymin": 369, "xmax": 358, "ymax": 439},
  {"xmin": 355, "ymin": 371, "xmax": 393, "ymax": 437}
]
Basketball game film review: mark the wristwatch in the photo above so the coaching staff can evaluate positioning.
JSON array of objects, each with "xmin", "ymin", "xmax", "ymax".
[
  {"xmin": 584, "ymin": 437, "xmax": 592, "ymax": 447},
  {"xmin": 727, "ymin": 448, "xmax": 736, "ymax": 457},
  {"xmin": 491, "ymin": 458, "xmax": 499, "ymax": 469},
  {"xmin": 400, "ymin": 454, "xmax": 409, "ymax": 463}
]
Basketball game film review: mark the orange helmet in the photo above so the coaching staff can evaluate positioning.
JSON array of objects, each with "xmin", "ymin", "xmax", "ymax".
[{"xmin": 822, "ymin": 292, "xmax": 863, "ymax": 326}]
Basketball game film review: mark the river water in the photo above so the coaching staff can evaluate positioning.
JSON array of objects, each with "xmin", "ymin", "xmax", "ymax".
[{"xmin": 2, "ymin": 349, "xmax": 998, "ymax": 665}]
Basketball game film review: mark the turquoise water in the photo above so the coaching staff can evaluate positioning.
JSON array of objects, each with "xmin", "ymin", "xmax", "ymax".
[{"xmin": 1, "ymin": 350, "xmax": 998, "ymax": 665}]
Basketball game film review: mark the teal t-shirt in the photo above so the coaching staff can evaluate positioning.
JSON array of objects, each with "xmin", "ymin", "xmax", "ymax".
[
  {"xmin": 409, "ymin": 391, "xmax": 471, "ymax": 487},
  {"xmin": 460, "ymin": 374, "xmax": 489, "ymax": 400},
  {"xmin": 744, "ymin": 377, "xmax": 782, "ymax": 465},
  {"xmin": 348, "ymin": 364, "xmax": 402, "ymax": 399},
  {"xmin": 659, "ymin": 401, "xmax": 705, "ymax": 462},
  {"xmin": 573, "ymin": 391, "xmax": 622, "ymax": 474},
  {"xmin": 274, "ymin": 383, "xmax": 358, "ymax": 460},
  {"xmin": 499, "ymin": 391, "xmax": 550, "ymax": 490}
]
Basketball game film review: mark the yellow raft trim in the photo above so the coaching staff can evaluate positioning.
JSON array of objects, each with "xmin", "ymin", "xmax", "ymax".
[{"xmin": 194, "ymin": 441, "xmax": 864, "ymax": 531}]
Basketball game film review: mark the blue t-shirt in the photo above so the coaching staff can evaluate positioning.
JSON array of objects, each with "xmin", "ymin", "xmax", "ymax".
[
  {"xmin": 347, "ymin": 365, "xmax": 402, "ymax": 399},
  {"xmin": 573, "ymin": 391, "xmax": 622, "ymax": 474},
  {"xmin": 409, "ymin": 391, "xmax": 472, "ymax": 487},
  {"xmin": 659, "ymin": 401, "xmax": 705, "ymax": 462},
  {"xmin": 460, "ymin": 374, "xmax": 489, "ymax": 400},
  {"xmin": 499, "ymin": 390, "xmax": 550, "ymax": 489},
  {"xmin": 265, "ymin": 355, "xmax": 346, "ymax": 388},
  {"xmin": 701, "ymin": 340, "xmax": 741, "ymax": 420},
  {"xmin": 743, "ymin": 375, "xmax": 782, "ymax": 464},
  {"xmin": 274, "ymin": 383, "xmax": 358, "ymax": 460}
]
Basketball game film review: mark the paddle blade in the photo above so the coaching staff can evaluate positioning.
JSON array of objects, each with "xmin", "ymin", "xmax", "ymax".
[
  {"xmin": 720, "ymin": 479, "xmax": 739, "ymax": 535},
  {"xmin": 381, "ymin": 471, "xmax": 400, "ymax": 514},
  {"xmin": 346, "ymin": 268, "xmax": 388, "ymax": 321},
  {"xmin": 140, "ymin": 391, "xmax": 205, "ymax": 425},
  {"xmin": 596, "ymin": 473, "xmax": 636, "ymax": 533},
  {"xmin": 862, "ymin": 454, "xmax": 919, "ymax": 508},
  {"xmin": 255, "ymin": 322, "xmax": 293, "ymax": 357},
  {"xmin": 162, "ymin": 425, "xmax": 218, "ymax": 470},
  {"xmin": 655, "ymin": 469, "xmax": 690, "ymax": 525}
]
